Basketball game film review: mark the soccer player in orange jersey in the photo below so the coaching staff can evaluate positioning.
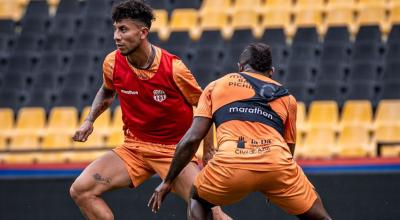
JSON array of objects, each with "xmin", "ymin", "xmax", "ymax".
[
  {"xmin": 149, "ymin": 43, "xmax": 332, "ymax": 220},
  {"xmin": 69, "ymin": 1, "xmax": 230, "ymax": 219}
]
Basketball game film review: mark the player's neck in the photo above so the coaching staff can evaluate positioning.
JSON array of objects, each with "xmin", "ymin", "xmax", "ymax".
[
  {"xmin": 127, "ymin": 42, "xmax": 155, "ymax": 70},
  {"xmin": 242, "ymin": 68, "xmax": 271, "ymax": 78}
]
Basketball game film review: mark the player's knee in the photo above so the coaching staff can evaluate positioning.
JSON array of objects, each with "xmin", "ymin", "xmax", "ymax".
[{"xmin": 69, "ymin": 178, "xmax": 92, "ymax": 203}]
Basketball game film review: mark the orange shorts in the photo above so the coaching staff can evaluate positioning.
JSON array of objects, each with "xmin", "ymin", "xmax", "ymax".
[
  {"xmin": 113, "ymin": 133, "xmax": 198, "ymax": 188},
  {"xmin": 194, "ymin": 162, "xmax": 317, "ymax": 215}
]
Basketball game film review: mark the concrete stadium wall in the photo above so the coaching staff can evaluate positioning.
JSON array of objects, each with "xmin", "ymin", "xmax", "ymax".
[{"xmin": 0, "ymin": 173, "xmax": 399, "ymax": 220}]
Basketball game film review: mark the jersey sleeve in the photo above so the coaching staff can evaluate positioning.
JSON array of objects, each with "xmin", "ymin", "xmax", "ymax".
[
  {"xmin": 194, "ymin": 81, "xmax": 216, "ymax": 119},
  {"xmin": 172, "ymin": 59, "xmax": 203, "ymax": 106},
  {"xmin": 283, "ymin": 95, "xmax": 297, "ymax": 144},
  {"xmin": 102, "ymin": 51, "xmax": 116, "ymax": 90}
]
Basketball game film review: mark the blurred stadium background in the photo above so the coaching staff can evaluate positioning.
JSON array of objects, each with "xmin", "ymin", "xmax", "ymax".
[{"xmin": 0, "ymin": 0, "xmax": 400, "ymax": 219}]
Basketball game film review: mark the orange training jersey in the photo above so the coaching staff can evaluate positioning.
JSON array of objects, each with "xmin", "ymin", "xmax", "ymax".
[
  {"xmin": 195, "ymin": 72, "xmax": 297, "ymax": 171},
  {"xmin": 102, "ymin": 46, "xmax": 202, "ymax": 106}
]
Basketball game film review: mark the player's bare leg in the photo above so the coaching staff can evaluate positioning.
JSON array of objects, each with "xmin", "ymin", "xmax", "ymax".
[
  {"xmin": 70, "ymin": 151, "xmax": 131, "ymax": 220},
  {"xmin": 297, "ymin": 195, "xmax": 332, "ymax": 220},
  {"xmin": 171, "ymin": 162, "xmax": 232, "ymax": 220}
]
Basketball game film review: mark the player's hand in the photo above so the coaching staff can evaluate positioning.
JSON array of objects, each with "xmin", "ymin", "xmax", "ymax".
[
  {"xmin": 72, "ymin": 120, "xmax": 94, "ymax": 142},
  {"xmin": 148, "ymin": 181, "xmax": 173, "ymax": 213},
  {"xmin": 203, "ymin": 147, "xmax": 215, "ymax": 166}
]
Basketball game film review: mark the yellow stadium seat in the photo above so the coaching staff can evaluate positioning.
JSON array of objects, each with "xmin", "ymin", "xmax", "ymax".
[
  {"xmin": 294, "ymin": 130, "xmax": 305, "ymax": 158},
  {"xmin": 15, "ymin": 107, "xmax": 46, "ymax": 135},
  {"xmin": 294, "ymin": 0, "xmax": 325, "ymax": 11},
  {"xmin": 0, "ymin": 108, "xmax": 14, "ymax": 136},
  {"xmin": 337, "ymin": 126, "xmax": 372, "ymax": 157},
  {"xmin": 326, "ymin": 0, "xmax": 357, "ymax": 10},
  {"xmin": 0, "ymin": 0, "xmax": 22, "ymax": 19},
  {"xmin": 73, "ymin": 132, "xmax": 104, "ymax": 149},
  {"xmin": 230, "ymin": 8, "xmax": 259, "ymax": 29},
  {"xmin": 36, "ymin": 152, "xmax": 66, "ymax": 164},
  {"xmin": 200, "ymin": 0, "xmax": 232, "ymax": 14},
  {"xmin": 357, "ymin": 0, "xmax": 387, "ymax": 8},
  {"xmin": 9, "ymin": 133, "xmax": 40, "ymax": 150},
  {"xmin": 225, "ymin": 8, "xmax": 259, "ymax": 38},
  {"xmin": 297, "ymin": 102, "xmax": 307, "ymax": 132},
  {"xmin": 106, "ymin": 130, "xmax": 124, "ymax": 148},
  {"xmin": 384, "ymin": 4, "xmax": 400, "ymax": 34},
  {"xmin": 46, "ymin": 107, "xmax": 78, "ymax": 135},
  {"xmin": 263, "ymin": 0, "xmax": 293, "ymax": 10},
  {"xmin": 374, "ymin": 100, "xmax": 400, "ymax": 128},
  {"xmin": 302, "ymin": 127, "xmax": 337, "ymax": 158},
  {"xmin": 151, "ymin": 9, "xmax": 168, "ymax": 40},
  {"xmin": 199, "ymin": 10, "xmax": 229, "ymax": 31},
  {"xmin": 0, "ymin": 134, "xmax": 7, "ymax": 150},
  {"xmin": 293, "ymin": 9, "xmax": 324, "ymax": 33},
  {"xmin": 324, "ymin": 7, "xmax": 355, "ymax": 33},
  {"xmin": 65, "ymin": 150, "xmax": 106, "ymax": 163},
  {"xmin": 260, "ymin": 8, "xmax": 292, "ymax": 33},
  {"xmin": 169, "ymin": 9, "xmax": 198, "ymax": 32},
  {"xmin": 340, "ymin": 100, "xmax": 373, "ymax": 129},
  {"xmin": 2, "ymin": 153, "xmax": 37, "ymax": 164},
  {"xmin": 151, "ymin": 9, "xmax": 168, "ymax": 32},
  {"xmin": 374, "ymin": 124, "xmax": 400, "ymax": 143},
  {"xmin": 381, "ymin": 147, "xmax": 400, "ymax": 157},
  {"xmin": 41, "ymin": 133, "xmax": 72, "ymax": 150},
  {"xmin": 374, "ymin": 124, "xmax": 400, "ymax": 157},
  {"xmin": 356, "ymin": 4, "xmax": 386, "ymax": 31},
  {"xmin": 80, "ymin": 106, "xmax": 111, "ymax": 136},
  {"xmin": 307, "ymin": 101, "xmax": 339, "ymax": 130},
  {"xmin": 389, "ymin": 0, "xmax": 400, "ymax": 7},
  {"xmin": 111, "ymin": 106, "xmax": 123, "ymax": 132},
  {"xmin": 232, "ymin": 0, "xmax": 263, "ymax": 11}
]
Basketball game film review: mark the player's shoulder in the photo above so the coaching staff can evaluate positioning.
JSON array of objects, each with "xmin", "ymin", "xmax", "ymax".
[{"xmin": 104, "ymin": 50, "xmax": 117, "ymax": 62}]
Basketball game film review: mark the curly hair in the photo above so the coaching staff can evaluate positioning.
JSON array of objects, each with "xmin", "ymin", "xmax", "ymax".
[
  {"xmin": 239, "ymin": 43, "xmax": 273, "ymax": 72},
  {"xmin": 112, "ymin": 0, "xmax": 155, "ymax": 28}
]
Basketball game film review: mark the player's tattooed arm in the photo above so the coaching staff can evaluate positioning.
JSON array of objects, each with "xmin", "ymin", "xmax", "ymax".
[
  {"xmin": 85, "ymin": 85, "xmax": 116, "ymax": 123},
  {"xmin": 73, "ymin": 85, "xmax": 115, "ymax": 142}
]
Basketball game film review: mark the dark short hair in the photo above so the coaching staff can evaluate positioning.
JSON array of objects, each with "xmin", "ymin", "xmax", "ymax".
[
  {"xmin": 112, "ymin": 0, "xmax": 155, "ymax": 28},
  {"xmin": 239, "ymin": 43, "xmax": 273, "ymax": 72}
]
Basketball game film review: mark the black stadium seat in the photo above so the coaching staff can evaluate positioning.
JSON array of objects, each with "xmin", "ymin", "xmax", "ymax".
[
  {"xmin": 348, "ymin": 61, "xmax": 379, "ymax": 83},
  {"xmin": 316, "ymin": 62, "xmax": 347, "ymax": 83},
  {"xmin": 227, "ymin": 29, "xmax": 256, "ymax": 47},
  {"xmin": 382, "ymin": 61, "xmax": 400, "ymax": 83},
  {"xmin": 56, "ymin": 0, "xmax": 81, "ymax": 16},
  {"xmin": 313, "ymin": 81, "xmax": 344, "ymax": 105},
  {"xmin": 22, "ymin": 0, "xmax": 49, "ymax": 19},
  {"xmin": 387, "ymin": 25, "xmax": 400, "ymax": 45},
  {"xmin": 355, "ymin": 25, "xmax": 382, "ymax": 45},
  {"xmin": 292, "ymin": 27, "xmax": 319, "ymax": 46},
  {"xmin": 195, "ymin": 30, "xmax": 224, "ymax": 49},
  {"xmin": 261, "ymin": 28, "xmax": 287, "ymax": 47},
  {"xmin": 169, "ymin": 0, "xmax": 201, "ymax": 9},
  {"xmin": 324, "ymin": 26, "xmax": 350, "ymax": 45}
]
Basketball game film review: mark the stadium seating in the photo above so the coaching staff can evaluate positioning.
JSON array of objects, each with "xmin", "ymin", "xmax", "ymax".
[
  {"xmin": 337, "ymin": 125, "xmax": 373, "ymax": 157},
  {"xmin": 340, "ymin": 100, "xmax": 373, "ymax": 129},
  {"xmin": 41, "ymin": 133, "xmax": 72, "ymax": 150},
  {"xmin": 301, "ymin": 127, "xmax": 337, "ymax": 158},
  {"xmin": 0, "ymin": 0, "xmax": 399, "ymax": 162}
]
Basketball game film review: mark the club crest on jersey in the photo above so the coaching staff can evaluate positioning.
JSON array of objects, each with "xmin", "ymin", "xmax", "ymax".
[{"xmin": 153, "ymin": 89, "xmax": 167, "ymax": 102}]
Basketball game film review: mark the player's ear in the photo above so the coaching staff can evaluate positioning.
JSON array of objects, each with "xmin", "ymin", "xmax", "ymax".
[
  {"xmin": 140, "ymin": 26, "xmax": 149, "ymax": 40},
  {"xmin": 237, "ymin": 62, "xmax": 243, "ymax": 72},
  {"xmin": 267, "ymin": 67, "xmax": 274, "ymax": 77}
]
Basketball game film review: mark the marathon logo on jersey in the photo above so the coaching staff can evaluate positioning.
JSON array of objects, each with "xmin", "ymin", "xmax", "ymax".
[
  {"xmin": 229, "ymin": 106, "xmax": 274, "ymax": 120},
  {"xmin": 121, "ymin": 89, "xmax": 138, "ymax": 95},
  {"xmin": 153, "ymin": 89, "xmax": 167, "ymax": 102}
]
